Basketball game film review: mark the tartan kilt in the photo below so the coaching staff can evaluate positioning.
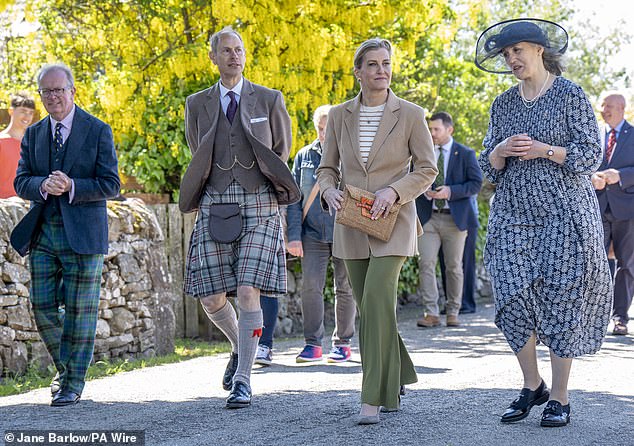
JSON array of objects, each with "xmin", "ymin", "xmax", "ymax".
[{"xmin": 184, "ymin": 181, "xmax": 287, "ymax": 297}]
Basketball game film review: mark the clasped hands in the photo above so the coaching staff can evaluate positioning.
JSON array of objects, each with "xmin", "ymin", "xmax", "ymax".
[
  {"xmin": 591, "ymin": 169, "xmax": 620, "ymax": 190},
  {"xmin": 424, "ymin": 185, "xmax": 450, "ymax": 201},
  {"xmin": 496, "ymin": 133, "xmax": 549, "ymax": 161},
  {"xmin": 42, "ymin": 170, "xmax": 72, "ymax": 196},
  {"xmin": 323, "ymin": 186, "xmax": 398, "ymax": 220}
]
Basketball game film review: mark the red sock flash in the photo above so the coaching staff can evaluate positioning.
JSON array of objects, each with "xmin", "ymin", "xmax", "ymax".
[{"xmin": 252, "ymin": 328, "xmax": 262, "ymax": 338}]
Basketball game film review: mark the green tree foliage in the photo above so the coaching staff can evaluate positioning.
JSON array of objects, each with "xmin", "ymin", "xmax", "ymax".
[{"xmin": 1, "ymin": 0, "xmax": 628, "ymax": 200}]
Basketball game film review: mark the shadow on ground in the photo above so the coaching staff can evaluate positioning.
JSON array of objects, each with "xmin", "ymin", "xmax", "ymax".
[{"xmin": 2, "ymin": 387, "xmax": 632, "ymax": 446}]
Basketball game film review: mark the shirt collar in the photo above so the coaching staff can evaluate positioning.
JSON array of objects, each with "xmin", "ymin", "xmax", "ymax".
[
  {"xmin": 437, "ymin": 137, "xmax": 453, "ymax": 152},
  {"xmin": 310, "ymin": 139, "xmax": 322, "ymax": 155},
  {"xmin": 51, "ymin": 104, "xmax": 76, "ymax": 130},
  {"xmin": 219, "ymin": 77, "xmax": 244, "ymax": 99},
  {"xmin": 606, "ymin": 120, "xmax": 625, "ymax": 134}
]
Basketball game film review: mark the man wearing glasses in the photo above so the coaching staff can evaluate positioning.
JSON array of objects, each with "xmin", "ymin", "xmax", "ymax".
[{"xmin": 14, "ymin": 63, "xmax": 120, "ymax": 406}]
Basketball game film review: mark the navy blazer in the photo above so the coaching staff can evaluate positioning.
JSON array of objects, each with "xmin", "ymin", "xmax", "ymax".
[
  {"xmin": 596, "ymin": 120, "xmax": 634, "ymax": 220},
  {"xmin": 14, "ymin": 106, "xmax": 120, "ymax": 255},
  {"xmin": 416, "ymin": 141, "xmax": 482, "ymax": 231}
]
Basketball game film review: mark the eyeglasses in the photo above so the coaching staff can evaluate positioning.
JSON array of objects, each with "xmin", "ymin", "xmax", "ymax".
[{"xmin": 38, "ymin": 86, "xmax": 72, "ymax": 98}]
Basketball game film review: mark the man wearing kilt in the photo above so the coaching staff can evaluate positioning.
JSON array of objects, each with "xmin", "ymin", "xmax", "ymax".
[
  {"xmin": 14, "ymin": 63, "xmax": 120, "ymax": 406},
  {"xmin": 179, "ymin": 26, "xmax": 300, "ymax": 408}
]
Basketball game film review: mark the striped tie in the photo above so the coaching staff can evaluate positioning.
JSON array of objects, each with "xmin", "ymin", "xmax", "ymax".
[
  {"xmin": 54, "ymin": 122, "xmax": 64, "ymax": 153},
  {"xmin": 605, "ymin": 128, "xmax": 616, "ymax": 163}
]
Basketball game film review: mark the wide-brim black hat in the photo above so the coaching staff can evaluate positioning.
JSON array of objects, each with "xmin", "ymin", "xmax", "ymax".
[{"xmin": 475, "ymin": 18, "xmax": 568, "ymax": 74}]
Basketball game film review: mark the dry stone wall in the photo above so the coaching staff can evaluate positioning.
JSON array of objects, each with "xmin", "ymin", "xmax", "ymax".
[{"xmin": 0, "ymin": 198, "xmax": 178, "ymax": 376}]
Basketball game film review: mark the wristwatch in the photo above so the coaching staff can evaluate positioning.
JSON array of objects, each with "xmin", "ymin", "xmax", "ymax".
[{"xmin": 546, "ymin": 146, "xmax": 554, "ymax": 158}]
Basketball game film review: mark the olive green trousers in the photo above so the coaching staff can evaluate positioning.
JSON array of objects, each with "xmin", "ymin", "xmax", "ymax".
[{"xmin": 345, "ymin": 255, "xmax": 418, "ymax": 409}]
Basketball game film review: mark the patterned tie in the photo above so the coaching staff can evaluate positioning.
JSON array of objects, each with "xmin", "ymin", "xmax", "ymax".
[
  {"xmin": 226, "ymin": 91, "xmax": 238, "ymax": 124},
  {"xmin": 605, "ymin": 128, "xmax": 616, "ymax": 163},
  {"xmin": 434, "ymin": 146, "xmax": 445, "ymax": 209},
  {"xmin": 54, "ymin": 122, "xmax": 64, "ymax": 153}
]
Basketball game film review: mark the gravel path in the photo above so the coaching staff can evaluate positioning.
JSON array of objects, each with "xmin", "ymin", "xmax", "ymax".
[{"xmin": 1, "ymin": 303, "xmax": 633, "ymax": 446}]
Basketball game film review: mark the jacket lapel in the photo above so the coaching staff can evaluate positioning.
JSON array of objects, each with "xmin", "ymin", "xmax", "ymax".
[
  {"xmin": 203, "ymin": 83, "xmax": 221, "ymax": 128},
  {"xmin": 239, "ymin": 79, "xmax": 256, "ymax": 133},
  {"xmin": 365, "ymin": 90, "xmax": 399, "ymax": 169},
  {"xmin": 35, "ymin": 117, "xmax": 51, "ymax": 174},
  {"xmin": 446, "ymin": 141, "xmax": 459, "ymax": 183},
  {"xmin": 343, "ymin": 95, "xmax": 365, "ymax": 170},
  {"xmin": 198, "ymin": 83, "xmax": 221, "ymax": 151},
  {"xmin": 62, "ymin": 107, "xmax": 90, "ymax": 173}
]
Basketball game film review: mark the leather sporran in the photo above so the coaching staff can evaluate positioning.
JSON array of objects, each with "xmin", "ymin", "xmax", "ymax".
[
  {"xmin": 208, "ymin": 203, "xmax": 242, "ymax": 243},
  {"xmin": 335, "ymin": 185, "xmax": 400, "ymax": 242}
]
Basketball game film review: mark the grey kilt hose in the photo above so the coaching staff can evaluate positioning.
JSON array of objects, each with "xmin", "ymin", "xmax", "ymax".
[{"xmin": 184, "ymin": 180, "xmax": 287, "ymax": 297}]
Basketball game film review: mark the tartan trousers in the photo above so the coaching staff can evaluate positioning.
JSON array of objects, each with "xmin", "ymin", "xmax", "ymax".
[{"xmin": 30, "ymin": 213, "xmax": 103, "ymax": 394}]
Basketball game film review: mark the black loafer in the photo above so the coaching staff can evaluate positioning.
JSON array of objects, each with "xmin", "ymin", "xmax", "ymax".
[
  {"xmin": 51, "ymin": 389, "xmax": 81, "ymax": 407},
  {"xmin": 500, "ymin": 380, "xmax": 549, "ymax": 423},
  {"xmin": 50, "ymin": 373, "xmax": 61, "ymax": 396},
  {"xmin": 540, "ymin": 401, "xmax": 571, "ymax": 427},
  {"xmin": 226, "ymin": 380, "xmax": 252, "ymax": 409},
  {"xmin": 222, "ymin": 352, "xmax": 238, "ymax": 391}
]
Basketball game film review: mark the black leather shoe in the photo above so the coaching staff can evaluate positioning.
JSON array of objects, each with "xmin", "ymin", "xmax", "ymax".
[
  {"xmin": 50, "ymin": 373, "xmax": 61, "ymax": 396},
  {"xmin": 226, "ymin": 380, "xmax": 252, "ymax": 409},
  {"xmin": 51, "ymin": 389, "xmax": 81, "ymax": 407},
  {"xmin": 540, "ymin": 400, "xmax": 571, "ymax": 427},
  {"xmin": 459, "ymin": 308, "xmax": 476, "ymax": 314},
  {"xmin": 500, "ymin": 380, "xmax": 549, "ymax": 423},
  {"xmin": 222, "ymin": 352, "xmax": 238, "ymax": 391}
]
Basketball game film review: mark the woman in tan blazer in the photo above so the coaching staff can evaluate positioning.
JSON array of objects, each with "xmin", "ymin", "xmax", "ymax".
[{"xmin": 317, "ymin": 38, "xmax": 437, "ymax": 424}]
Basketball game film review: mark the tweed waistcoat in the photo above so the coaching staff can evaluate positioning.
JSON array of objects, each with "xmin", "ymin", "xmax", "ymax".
[{"xmin": 208, "ymin": 102, "xmax": 267, "ymax": 193}]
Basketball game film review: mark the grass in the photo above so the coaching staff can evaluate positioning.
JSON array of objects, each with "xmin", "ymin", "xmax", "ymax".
[{"xmin": 0, "ymin": 338, "xmax": 231, "ymax": 397}]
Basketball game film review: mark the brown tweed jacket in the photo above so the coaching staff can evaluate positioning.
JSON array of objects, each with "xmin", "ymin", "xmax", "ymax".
[
  {"xmin": 317, "ymin": 90, "xmax": 438, "ymax": 259},
  {"xmin": 179, "ymin": 79, "xmax": 300, "ymax": 213}
]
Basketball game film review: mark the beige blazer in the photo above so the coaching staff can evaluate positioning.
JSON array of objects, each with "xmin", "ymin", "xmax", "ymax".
[
  {"xmin": 179, "ymin": 79, "xmax": 300, "ymax": 213},
  {"xmin": 316, "ymin": 90, "xmax": 437, "ymax": 259}
]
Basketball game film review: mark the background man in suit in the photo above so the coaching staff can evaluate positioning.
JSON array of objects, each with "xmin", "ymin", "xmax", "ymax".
[
  {"xmin": 416, "ymin": 112, "xmax": 482, "ymax": 328},
  {"xmin": 14, "ymin": 63, "xmax": 120, "ymax": 406},
  {"xmin": 592, "ymin": 92, "xmax": 634, "ymax": 336},
  {"xmin": 179, "ymin": 26, "xmax": 299, "ymax": 409},
  {"xmin": 286, "ymin": 105, "xmax": 356, "ymax": 364}
]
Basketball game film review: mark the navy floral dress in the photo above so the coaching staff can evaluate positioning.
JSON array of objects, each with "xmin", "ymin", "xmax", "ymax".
[{"xmin": 479, "ymin": 76, "xmax": 612, "ymax": 358}]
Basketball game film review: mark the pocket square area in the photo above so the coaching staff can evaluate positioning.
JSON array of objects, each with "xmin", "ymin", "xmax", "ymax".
[{"xmin": 250, "ymin": 116, "xmax": 268, "ymax": 123}]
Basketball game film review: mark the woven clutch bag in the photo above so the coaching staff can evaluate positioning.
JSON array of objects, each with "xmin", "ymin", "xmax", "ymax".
[{"xmin": 335, "ymin": 184, "xmax": 400, "ymax": 242}]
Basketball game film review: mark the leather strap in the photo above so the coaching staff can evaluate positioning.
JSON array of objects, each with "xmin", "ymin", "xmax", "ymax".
[{"xmin": 302, "ymin": 183, "xmax": 320, "ymax": 222}]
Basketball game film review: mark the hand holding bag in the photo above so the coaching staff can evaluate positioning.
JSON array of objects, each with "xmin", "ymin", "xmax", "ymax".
[{"xmin": 335, "ymin": 185, "xmax": 400, "ymax": 242}]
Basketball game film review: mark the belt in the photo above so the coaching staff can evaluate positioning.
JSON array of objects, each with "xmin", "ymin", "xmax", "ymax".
[{"xmin": 432, "ymin": 208, "xmax": 451, "ymax": 214}]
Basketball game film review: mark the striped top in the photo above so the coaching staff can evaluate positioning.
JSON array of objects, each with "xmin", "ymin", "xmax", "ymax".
[{"xmin": 359, "ymin": 103, "xmax": 385, "ymax": 164}]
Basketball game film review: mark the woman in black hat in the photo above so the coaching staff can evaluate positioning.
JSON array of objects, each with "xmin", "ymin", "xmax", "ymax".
[{"xmin": 475, "ymin": 18, "xmax": 612, "ymax": 427}]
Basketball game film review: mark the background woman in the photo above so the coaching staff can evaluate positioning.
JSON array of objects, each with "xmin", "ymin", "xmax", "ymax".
[
  {"xmin": 0, "ymin": 92, "xmax": 35, "ymax": 198},
  {"xmin": 475, "ymin": 19, "xmax": 612, "ymax": 427},
  {"xmin": 317, "ymin": 38, "xmax": 437, "ymax": 424}
]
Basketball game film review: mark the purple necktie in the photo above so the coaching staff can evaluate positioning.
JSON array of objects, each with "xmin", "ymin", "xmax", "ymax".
[{"xmin": 226, "ymin": 91, "xmax": 237, "ymax": 124}]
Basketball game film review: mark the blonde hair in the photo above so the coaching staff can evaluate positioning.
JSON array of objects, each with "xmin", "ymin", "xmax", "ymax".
[
  {"xmin": 312, "ymin": 105, "xmax": 332, "ymax": 129},
  {"xmin": 353, "ymin": 38, "xmax": 392, "ymax": 69}
]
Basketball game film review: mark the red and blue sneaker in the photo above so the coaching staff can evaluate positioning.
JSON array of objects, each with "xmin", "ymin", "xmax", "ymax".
[
  {"xmin": 327, "ymin": 346, "xmax": 352, "ymax": 363},
  {"xmin": 296, "ymin": 345, "xmax": 323, "ymax": 363}
]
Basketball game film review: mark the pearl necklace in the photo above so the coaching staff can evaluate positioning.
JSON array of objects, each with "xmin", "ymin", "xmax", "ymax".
[{"xmin": 519, "ymin": 72, "xmax": 550, "ymax": 109}]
